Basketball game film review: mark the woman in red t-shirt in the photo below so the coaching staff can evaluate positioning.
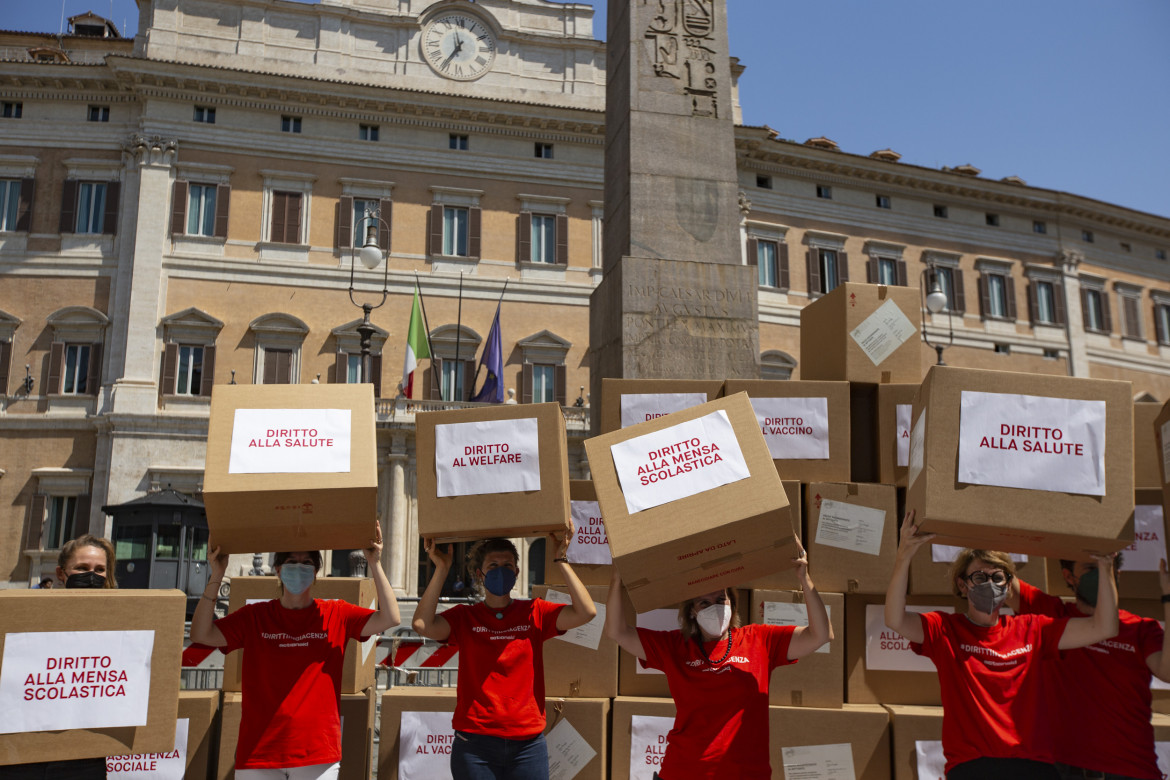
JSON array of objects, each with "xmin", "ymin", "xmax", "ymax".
[
  {"xmin": 604, "ymin": 539, "xmax": 831, "ymax": 780},
  {"xmin": 412, "ymin": 534, "xmax": 596, "ymax": 780},
  {"xmin": 884, "ymin": 510, "xmax": 1119, "ymax": 780},
  {"xmin": 190, "ymin": 526, "xmax": 400, "ymax": 780}
]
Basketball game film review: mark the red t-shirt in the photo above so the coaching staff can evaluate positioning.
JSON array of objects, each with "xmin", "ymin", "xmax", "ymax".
[
  {"xmin": 911, "ymin": 609, "xmax": 1068, "ymax": 774},
  {"xmin": 638, "ymin": 624, "xmax": 796, "ymax": 780},
  {"xmin": 1018, "ymin": 580, "xmax": 1163, "ymax": 779},
  {"xmin": 442, "ymin": 598, "xmax": 566, "ymax": 738},
  {"xmin": 216, "ymin": 598, "xmax": 374, "ymax": 769}
]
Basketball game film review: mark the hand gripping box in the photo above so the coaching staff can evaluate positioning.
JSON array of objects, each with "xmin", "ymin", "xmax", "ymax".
[
  {"xmin": 416, "ymin": 402, "xmax": 571, "ymax": 541},
  {"xmin": 599, "ymin": 378, "xmax": 725, "ymax": 435},
  {"xmin": 806, "ymin": 482, "xmax": 898, "ymax": 595},
  {"xmin": 220, "ymin": 576, "xmax": 377, "ymax": 695},
  {"xmin": 543, "ymin": 481, "xmax": 614, "ymax": 587},
  {"xmin": 912, "ymin": 546, "xmax": 1048, "ymax": 596},
  {"xmin": 0, "ymin": 590, "xmax": 185, "ymax": 766},
  {"xmin": 203, "ymin": 384, "xmax": 378, "ymax": 554},
  {"xmin": 799, "ymin": 282, "xmax": 923, "ymax": 384},
  {"xmin": 770, "ymin": 704, "xmax": 891, "ymax": 780},
  {"xmin": 845, "ymin": 594, "xmax": 952, "ymax": 706},
  {"xmin": 531, "ymin": 584, "xmax": 619, "ymax": 698},
  {"xmin": 722, "ymin": 379, "xmax": 851, "ymax": 483},
  {"xmin": 907, "ymin": 365, "xmax": 1135, "ymax": 558},
  {"xmin": 106, "ymin": 689, "xmax": 220, "ymax": 779},
  {"xmin": 750, "ymin": 589, "xmax": 845, "ymax": 708},
  {"xmin": 585, "ymin": 393, "xmax": 799, "ymax": 613},
  {"xmin": 884, "ymin": 705, "xmax": 944, "ymax": 780}
]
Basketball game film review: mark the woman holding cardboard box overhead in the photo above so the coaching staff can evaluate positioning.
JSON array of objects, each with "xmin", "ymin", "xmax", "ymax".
[
  {"xmin": 884, "ymin": 510, "xmax": 1120, "ymax": 780},
  {"xmin": 603, "ymin": 538, "xmax": 830, "ymax": 780},
  {"xmin": 413, "ymin": 534, "xmax": 596, "ymax": 780},
  {"xmin": 189, "ymin": 526, "xmax": 400, "ymax": 780}
]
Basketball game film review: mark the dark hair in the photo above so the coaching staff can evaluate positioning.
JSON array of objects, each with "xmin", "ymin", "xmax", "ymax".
[
  {"xmin": 1060, "ymin": 552, "xmax": 1123, "ymax": 574},
  {"xmin": 274, "ymin": 551, "xmax": 323, "ymax": 572},
  {"xmin": 58, "ymin": 534, "xmax": 118, "ymax": 589},
  {"xmin": 678, "ymin": 588, "xmax": 741, "ymax": 640},
  {"xmin": 39, "ymin": 577, "xmax": 54, "ymax": 587},
  {"xmin": 467, "ymin": 538, "xmax": 519, "ymax": 596}
]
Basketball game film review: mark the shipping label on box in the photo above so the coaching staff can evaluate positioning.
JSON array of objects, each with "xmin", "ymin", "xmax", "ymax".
[
  {"xmin": 764, "ymin": 602, "xmax": 831, "ymax": 654},
  {"xmin": 399, "ymin": 710, "xmax": 455, "ymax": 779},
  {"xmin": 852, "ymin": 298, "xmax": 918, "ymax": 367},
  {"xmin": 815, "ymin": 500, "xmax": 886, "ymax": 557},
  {"xmin": 865, "ymin": 604, "xmax": 950, "ymax": 673},
  {"xmin": 435, "ymin": 417, "xmax": 542, "ymax": 497},
  {"xmin": 629, "ymin": 715, "xmax": 673, "ymax": 780},
  {"xmin": 569, "ymin": 500, "xmax": 611, "ymax": 566},
  {"xmin": 751, "ymin": 397, "xmax": 831, "ymax": 460},
  {"xmin": 780, "ymin": 742, "xmax": 856, "ymax": 779},
  {"xmin": 547, "ymin": 717, "xmax": 597, "ymax": 780},
  {"xmin": 106, "ymin": 718, "xmax": 186, "ymax": 779}
]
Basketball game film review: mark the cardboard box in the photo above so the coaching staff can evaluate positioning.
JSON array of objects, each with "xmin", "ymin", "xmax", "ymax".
[
  {"xmin": 203, "ymin": 384, "xmax": 378, "ymax": 553},
  {"xmin": 845, "ymin": 594, "xmax": 952, "ymax": 706},
  {"xmin": 104, "ymin": 689, "xmax": 220, "ymax": 779},
  {"xmin": 1157, "ymin": 400, "xmax": 1170, "ymax": 532},
  {"xmin": 543, "ymin": 697, "xmax": 611, "ymax": 780},
  {"xmin": 609, "ymin": 696, "xmax": 677, "ymax": 780},
  {"xmin": 799, "ymin": 282, "xmax": 923, "ymax": 384},
  {"xmin": 770, "ymin": 704, "xmax": 891, "ymax": 780},
  {"xmin": 878, "ymin": 383, "xmax": 920, "ymax": 487},
  {"xmin": 1136, "ymin": 401, "xmax": 1163, "ymax": 490},
  {"xmin": 907, "ymin": 365, "xmax": 1135, "ymax": 558},
  {"xmin": 722, "ymin": 380, "xmax": 851, "ymax": 482},
  {"xmin": 741, "ymin": 481, "xmax": 804, "ymax": 589},
  {"xmin": 750, "ymin": 589, "xmax": 845, "ymax": 707},
  {"xmin": 913, "ymin": 548, "xmax": 1048, "ymax": 597},
  {"xmin": 1116, "ymin": 489, "xmax": 1169, "ymax": 600},
  {"xmin": 585, "ymin": 393, "xmax": 799, "ymax": 612},
  {"xmin": 0, "ymin": 590, "xmax": 185, "ymax": 765},
  {"xmin": 532, "ymin": 584, "xmax": 619, "ymax": 698},
  {"xmin": 884, "ymin": 705, "xmax": 944, "ymax": 780},
  {"xmin": 416, "ymin": 402, "xmax": 571, "ymax": 541},
  {"xmin": 339, "ymin": 688, "xmax": 375, "ymax": 780},
  {"xmin": 599, "ymin": 378, "xmax": 725, "ymax": 435},
  {"xmin": 215, "ymin": 692, "xmax": 243, "ymax": 780},
  {"xmin": 221, "ymin": 576, "xmax": 376, "ymax": 694},
  {"xmin": 850, "ymin": 383, "xmax": 880, "ymax": 483},
  {"xmin": 543, "ymin": 481, "xmax": 614, "ymax": 587},
  {"xmin": 806, "ymin": 482, "xmax": 898, "ymax": 595}
]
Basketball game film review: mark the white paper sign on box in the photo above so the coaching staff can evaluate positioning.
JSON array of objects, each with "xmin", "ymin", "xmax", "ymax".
[
  {"xmin": 0, "ymin": 629, "xmax": 155, "ymax": 734},
  {"xmin": 545, "ymin": 589, "xmax": 605, "ymax": 651},
  {"xmin": 629, "ymin": 714, "xmax": 673, "ymax": 780},
  {"xmin": 399, "ymin": 710, "xmax": 455, "ymax": 780},
  {"xmin": 896, "ymin": 403, "xmax": 912, "ymax": 467},
  {"xmin": 1124, "ymin": 505, "xmax": 1167, "ymax": 572},
  {"xmin": 635, "ymin": 610, "xmax": 680, "ymax": 675},
  {"xmin": 931, "ymin": 544, "xmax": 1028, "ymax": 565},
  {"xmin": 106, "ymin": 718, "xmax": 188, "ymax": 779},
  {"xmin": 610, "ymin": 410, "xmax": 751, "ymax": 514},
  {"xmin": 865, "ymin": 604, "xmax": 951, "ymax": 672},
  {"xmin": 815, "ymin": 499, "xmax": 886, "ymax": 557},
  {"xmin": 568, "ymin": 500, "xmax": 611, "ymax": 565},
  {"xmin": 763, "ymin": 601, "xmax": 831, "ymax": 654},
  {"xmin": 620, "ymin": 393, "xmax": 707, "ymax": 429},
  {"xmin": 547, "ymin": 716, "xmax": 597, "ymax": 780},
  {"xmin": 749, "ymin": 397, "xmax": 831, "ymax": 460},
  {"xmin": 908, "ymin": 411, "xmax": 926, "ymax": 487},
  {"xmin": 957, "ymin": 391, "xmax": 1107, "ymax": 496},
  {"xmin": 780, "ymin": 743, "xmax": 856, "ymax": 780},
  {"xmin": 434, "ymin": 417, "xmax": 541, "ymax": 498},
  {"xmin": 851, "ymin": 298, "xmax": 917, "ymax": 367},
  {"xmin": 915, "ymin": 740, "xmax": 946, "ymax": 780},
  {"xmin": 1156, "ymin": 742, "xmax": 1170, "ymax": 777},
  {"xmin": 228, "ymin": 408, "xmax": 352, "ymax": 474}
]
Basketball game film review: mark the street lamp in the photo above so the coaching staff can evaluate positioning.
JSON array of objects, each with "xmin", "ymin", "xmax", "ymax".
[
  {"xmin": 348, "ymin": 207, "xmax": 391, "ymax": 384},
  {"xmin": 921, "ymin": 264, "xmax": 954, "ymax": 366}
]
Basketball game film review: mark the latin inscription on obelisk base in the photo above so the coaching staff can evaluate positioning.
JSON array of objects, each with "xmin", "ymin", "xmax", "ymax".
[{"xmin": 590, "ymin": 0, "xmax": 760, "ymax": 430}]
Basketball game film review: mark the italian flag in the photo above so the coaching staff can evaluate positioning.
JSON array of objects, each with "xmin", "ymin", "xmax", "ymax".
[{"xmin": 402, "ymin": 289, "xmax": 430, "ymax": 398}]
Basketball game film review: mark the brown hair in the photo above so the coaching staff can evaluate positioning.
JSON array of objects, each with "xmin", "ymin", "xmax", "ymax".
[
  {"xmin": 678, "ymin": 588, "xmax": 741, "ymax": 640},
  {"xmin": 58, "ymin": 535, "xmax": 118, "ymax": 589},
  {"xmin": 273, "ymin": 551, "xmax": 323, "ymax": 572},
  {"xmin": 467, "ymin": 538, "xmax": 519, "ymax": 596},
  {"xmin": 948, "ymin": 549, "xmax": 1017, "ymax": 598}
]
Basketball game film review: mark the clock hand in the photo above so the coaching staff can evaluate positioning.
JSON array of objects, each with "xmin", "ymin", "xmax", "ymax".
[{"xmin": 452, "ymin": 34, "xmax": 465, "ymax": 56}]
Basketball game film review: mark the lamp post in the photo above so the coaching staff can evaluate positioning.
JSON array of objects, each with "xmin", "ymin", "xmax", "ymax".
[
  {"xmin": 348, "ymin": 207, "xmax": 391, "ymax": 384},
  {"xmin": 921, "ymin": 265, "xmax": 954, "ymax": 366}
]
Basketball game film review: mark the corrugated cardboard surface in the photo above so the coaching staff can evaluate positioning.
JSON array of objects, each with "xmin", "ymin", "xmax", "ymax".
[
  {"xmin": 599, "ymin": 378, "xmax": 725, "ymax": 434},
  {"xmin": 799, "ymin": 282, "xmax": 923, "ymax": 384},
  {"xmin": 544, "ymin": 481, "xmax": 613, "ymax": 587},
  {"xmin": 877, "ymin": 383, "xmax": 920, "ymax": 487},
  {"xmin": 203, "ymin": 384, "xmax": 378, "ymax": 553},
  {"xmin": 532, "ymin": 584, "xmax": 619, "ymax": 698},
  {"xmin": 1115, "ymin": 489, "xmax": 1169, "ymax": 600},
  {"xmin": 1157, "ymin": 400, "xmax": 1170, "ymax": 535},
  {"xmin": 586, "ymin": 393, "xmax": 798, "ymax": 612},
  {"xmin": 215, "ymin": 691, "xmax": 242, "ymax": 780},
  {"xmin": 770, "ymin": 704, "xmax": 891, "ymax": 780},
  {"xmin": 907, "ymin": 365, "xmax": 1135, "ymax": 558},
  {"xmin": 741, "ymin": 481, "xmax": 804, "ymax": 590},
  {"xmin": 806, "ymin": 482, "xmax": 898, "ymax": 595},
  {"xmin": 542, "ymin": 697, "xmax": 610, "ymax": 780},
  {"xmin": 609, "ymin": 696, "xmax": 677, "ymax": 780},
  {"xmin": 416, "ymin": 402, "xmax": 571, "ymax": 541},
  {"xmin": 220, "ymin": 577, "xmax": 376, "ymax": 695},
  {"xmin": 1136, "ymin": 402, "xmax": 1163, "ymax": 490},
  {"xmin": 749, "ymin": 589, "xmax": 845, "ymax": 708},
  {"xmin": 0, "ymin": 590, "xmax": 185, "ymax": 765},
  {"xmin": 339, "ymin": 688, "xmax": 375, "ymax": 780},
  {"xmin": 884, "ymin": 705, "xmax": 944, "ymax": 780},
  {"xmin": 913, "ymin": 552, "xmax": 1049, "ymax": 597},
  {"xmin": 178, "ymin": 690, "xmax": 220, "ymax": 780},
  {"xmin": 845, "ymin": 594, "xmax": 950, "ymax": 706},
  {"xmin": 722, "ymin": 379, "xmax": 851, "ymax": 482}
]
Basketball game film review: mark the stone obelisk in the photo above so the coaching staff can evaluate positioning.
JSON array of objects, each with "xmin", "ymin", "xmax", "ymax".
[{"xmin": 590, "ymin": 0, "xmax": 759, "ymax": 430}]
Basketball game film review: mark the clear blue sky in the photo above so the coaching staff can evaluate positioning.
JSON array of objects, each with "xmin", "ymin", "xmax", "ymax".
[{"xmin": 8, "ymin": 0, "xmax": 1167, "ymax": 218}]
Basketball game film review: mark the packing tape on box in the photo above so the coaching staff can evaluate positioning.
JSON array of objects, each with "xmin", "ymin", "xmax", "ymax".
[
  {"xmin": 700, "ymin": 551, "xmax": 743, "ymax": 570},
  {"xmin": 628, "ymin": 577, "xmax": 651, "ymax": 589}
]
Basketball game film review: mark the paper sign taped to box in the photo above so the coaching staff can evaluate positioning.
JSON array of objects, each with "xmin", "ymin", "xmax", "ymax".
[
  {"xmin": 909, "ymin": 411, "xmax": 926, "ymax": 487},
  {"xmin": 610, "ymin": 410, "xmax": 751, "ymax": 514},
  {"xmin": 620, "ymin": 393, "xmax": 707, "ymax": 429},
  {"xmin": 399, "ymin": 710, "xmax": 455, "ymax": 779},
  {"xmin": 229, "ymin": 408, "xmax": 352, "ymax": 474},
  {"xmin": 545, "ymin": 589, "xmax": 605, "ymax": 650},
  {"xmin": 957, "ymin": 391, "xmax": 1107, "ymax": 496},
  {"xmin": 780, "ymin": 743, "xmax": 855, "ymax": 780},
  {"xmin": 896, "ymin": 404, "xmax": 912, "ymax": 467},
  {"xmin": 851, "ymin": 298, "xmax": 917, "ymax": 367},
  {"xmin": 547, "ymin": 716, "xmax": 597, "ymax": 780},
  {"xmin": 568, "ymin": 501, "xmax": 611, "ymax": 565},
  {"xmin": 1125, "ymin": 505, "xmax": 1167, "ymax": 572},
  {"xmin": 916, "ymin": 740, "xmax": 946, "ymax": 780},
  {"xmin": 815, "ymin": 499, "xmax": 886, "ymax": 557},
  {"xmin": 106, "ymin": 717, "xmax": 187, "ymax": 779},
  {"xmin": 931, "ymin": 544, "xmax": 1028, "ymax": 565},
  {"xmin": 865, "ymin": 604, "xmax": 952, "ymax": 672},
  {"xmin": 764, "ymin": 602, "xmax": 831, "ymax": 654},
  {"xmin": 0, "ymin": 629, "xmax": 155, "ymax": 733},
  {"xmin": 629, "ymin": 715, "xmax": 673, "ymax": 780},
  {"xmin": 749, "ymin": 397, "xmax": 831, "ymax": 460},
  {"xmin": 434, "ymin": 417, "xmax": 541, "ymax": 498}
]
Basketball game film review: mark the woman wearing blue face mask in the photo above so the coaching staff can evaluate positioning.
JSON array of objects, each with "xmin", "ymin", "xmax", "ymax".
[
  {"xmin": 190, "ymin": 527, "xmax": 400, "ymax": 780},
  {"xmin": 413, "ymin": 535, "xmax": 596, "ymax": 780}
]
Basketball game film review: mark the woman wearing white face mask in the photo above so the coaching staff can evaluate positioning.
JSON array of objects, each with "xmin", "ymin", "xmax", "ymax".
[
  {"xmin": 604, "ymin": 539, "xmax": 831, "ymax": 780},
  {"xmin": 190, "ymin": 528, "xmax": 400, "ymax": 780}
]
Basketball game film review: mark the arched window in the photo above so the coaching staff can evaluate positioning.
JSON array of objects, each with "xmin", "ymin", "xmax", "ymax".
[{"xmin": 761, "ymin": 350, "xmax": 797, "ymax": 381}]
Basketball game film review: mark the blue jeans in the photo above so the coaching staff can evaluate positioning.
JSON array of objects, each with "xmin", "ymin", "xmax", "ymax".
[{"xmin": 450, "ymin": 730, "xmax": 548, "ymax": 780}]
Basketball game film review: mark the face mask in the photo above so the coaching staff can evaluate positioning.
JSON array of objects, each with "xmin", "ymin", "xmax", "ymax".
[
  {"xmin": 1075, "ymin": 568, "xmax": 1100, "ymax": 607},
  {"xmin": 967, "ymin": 581, "xmax": 1008, "ymax": 614},
  {"xmin": 65, "ymin": 571, "xmax": 105, "ymax": 589},
  {"xmin": 279, "ymin": 563, "xmax": 316, "ymax": 595},
  {"xmin": 483, "ymin": 567, "xmax": 517, "ymax": 597},
  {"xmin": 695, "ymin": 603, "xmax": 732, "ymax": 638}
]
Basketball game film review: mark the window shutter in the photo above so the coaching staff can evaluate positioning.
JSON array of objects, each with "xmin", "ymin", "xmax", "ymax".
[
  {"xmin": 1028, "ymin": 281, "xmax": 1040, "ymax": 324},
  {"xmin": 16, "ymin": 178, "xmax": 33, "ymax": 232},
  {"xmin": 270, "ymin": 192, "xmax": 287, "ymax": 243},
  {"xmin": 463, "ymin": 360, "xmax": 475, "ymax": 402},
  {"xmin": 278, "ymin": 350, "xmax": 292, "ymax": 384},
  {"xmin": 746, "ymin": 238, "xmax": 758, "ymax": 266},
  {"xmin": 1052, "ymin": 283, "xmax": 1067, "ymax": 326},
  {"xmin": 48, "ymin": 341, "xmax": 64, "ymax": 393},
  {"xmin": 896, "ymin": 260, "xmax": 908, "ymax": 287},
  {"xmin": 334, "ymin": 352, "xmax": 348, "ymax": 384},
  {"xmin": 778, "ymin": 244, "xmax": 790, "ymax": 290},
  {"xmin": 837, "ymin": 252, "xmax": 850, "ymax": 283},
  {"xmin": 1125, "ymin": 296, "xmax": 1141, "ymax": 338},
  {"xmin": 555, "ymin": 214, "xmax": 568, "ymax": 265},
  {"xmin": 74, "ymin": 494, "xmax": 94, "ymax": 537},
  {"xmin": 428, "ymin": 204, "xmax": 443, "ymax": 256},
  {"xmin": 59, "ymin": 180, "xmax": 78, "ymax": 234},
  {"xmin": 29, "ymin": 494, "xmax": 46, "ymax": 550},
  {"xmin": 555, "ymin": 364, "xmax": 567, "ymax": 406},
  {"xmin": 378, "ymin": 199, "xmax": 392, "ymax": 252},
  {"xmin": 428, "ymin": 358, "xmax": 442, "ymax": 400},
  {"xmin": 199, "ymin": 345, "xmax": 216, "ymax": 396},
  {"xmin": 806, "ymin": 249, "xmax": 821, "ymax": 295},
  {"xmin": 337, "ymin": 196, "xmax": 353, "ymax": 249},
  {"xmin": 952, "ymin": 270, "xmax": 966, "ymax": 313},
  {"xmin": 214, "ymin": 184, "xmax": 231, "ymax": 239},
  {"xmin": 170, "ymin": 181, "xmax": 188, "ymax": 236},
  {"xmin": 1156, "ymin": 304, "xmax": 1167, "ymax": 345},
  {"xmin": 0, "ymin": 340, "xmax": 10, "ymax": 395},
  {"xmin": 371, "ymin": 354, "xmax": 383, "ymax": 398},
  {"xmin": 86, "ymin": 342, "xmax": 102, "ymax": 395},
  {"xmin": 1005, "ymin": 276, "xmax": 1018, "ymax": 320},
  {"xmin": 468, "ymin": 207, "xmax": 482, "ymax": 259},
  {"xmin": 521, "ymin": 363, "xmax": 533, "ymax": 404},
  {"xmin": 977, "ymin": 275, "xmax": 990, "ymax": 318},
  {"xmin": 865, "ymin": 256, "xmax": 877, "ymax": 283},
  {"xmin": 1081, "ymin": 288, "xmax": 1092, "ymax": 329},
  {"xmin": 263, "ymin": 349, "xmax": 279, "ymax": 385},
  {"xmin": 285, "ymin": 193, "xmax": 302, "ymax": 245},
  {"xmin": 1100, "ymin": 292, "xmax": 1112, "ymax": 333},
  {"xmin": 102, "ymin": 182, "xmax": 120, "ymax": 235},
  {"xmin": 162, "ymin": 343, "xmax": 178, "ymax": 394},
  {"xmin": 518, "ymin": 212, "xmax": 532, "ymax": 264}
]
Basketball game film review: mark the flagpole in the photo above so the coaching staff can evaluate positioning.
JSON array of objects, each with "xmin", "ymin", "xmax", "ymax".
[
  {"xmin": 454, "ymin": 272, "xmax": 464, "ymax": 400},
  {"xmin": 470, "ymin": 279, "xmax": 508, "ymax": 395},
  {"xmin": 414, "ymin": 273, "xmax": 438, "ymax": 397}
]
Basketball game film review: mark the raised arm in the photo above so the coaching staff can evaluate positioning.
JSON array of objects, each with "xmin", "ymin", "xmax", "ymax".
[
  {"xmin": 550, "ymin": 530, "xmax": 598, "ymax": 631},
  {"xmin": 1059, "ymin": 553, "xmax": 1119, "ymax": 650},
  {"xmin": 410, "ymin": 539, "xmax": 452, "ymax": 642},
  {"xmin": 361, "ymin": 523, "xmax": 401, "ymax": 636},
  {"xmin": 189, "ymin": 545, "xmax": 229, "ymax": 647},
  {"xmin": 604, "ymin": 570, "xmax": 645, "ymax": 660},
  {"xmin": 884, "ymin": 510, "xmax": 935, "ymax": 644},
  {"xmin": 786, "ymin": 539, "xmax": 833, "ymax": 660},
  {"xmin": 1148, "ymin": 559, "xmax": 1170, "ymax": 682}
]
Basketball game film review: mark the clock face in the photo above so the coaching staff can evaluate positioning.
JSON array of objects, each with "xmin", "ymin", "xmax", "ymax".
[{"xmin": 422, "ymin": 14, "xmax": 497, "ymax": 81}]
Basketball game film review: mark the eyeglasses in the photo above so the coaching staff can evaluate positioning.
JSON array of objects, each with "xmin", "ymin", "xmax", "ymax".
[{"xmin": 961, "ymin": 570, "xmax": 1012, "ymax": 586}]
